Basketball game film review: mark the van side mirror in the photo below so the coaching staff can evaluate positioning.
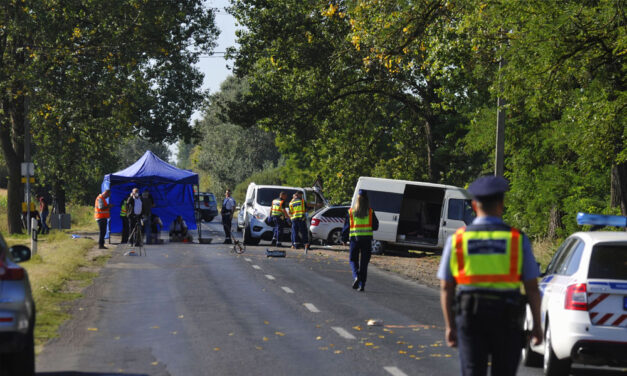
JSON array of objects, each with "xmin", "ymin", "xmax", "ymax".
[
  {"xmin": 246, "ymin": 198, "xmax": 253, "ymax": 206},
  {"xmin": 9, "ymin": 245, "xmax": 31, "ymax": 263}
]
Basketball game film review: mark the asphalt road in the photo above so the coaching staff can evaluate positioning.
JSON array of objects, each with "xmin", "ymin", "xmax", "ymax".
[{"xmin": 35, "ymin": 217, "xmax": 625, "ymax": 376}]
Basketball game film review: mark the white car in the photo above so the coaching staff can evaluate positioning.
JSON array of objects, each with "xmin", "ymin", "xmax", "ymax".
[
  {"xmin": 309, "ymin": 206, "xmax": 349, "ymax": 245},
  {"xmin": 522, "ymin": 213, "xmax": 627, "ymax": 376}
]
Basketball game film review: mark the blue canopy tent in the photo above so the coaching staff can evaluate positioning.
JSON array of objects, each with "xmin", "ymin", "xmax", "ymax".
[{"xmin": 101, "ymin": 151, "xmax": 199, "ymax": 237}]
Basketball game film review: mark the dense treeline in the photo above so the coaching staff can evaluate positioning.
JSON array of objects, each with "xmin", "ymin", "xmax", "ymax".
[
  {"xmin": 200, "ymin": 0, "xmax": 624, "ymax": 239},
  {"xmin": 0, "ymin": 0, "xmax": 218, "ymax": 233}
]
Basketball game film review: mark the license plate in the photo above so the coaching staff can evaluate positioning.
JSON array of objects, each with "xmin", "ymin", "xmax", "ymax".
[
  {"xmin": 283, "ymin": 228, "xmax": 291, "ymax": 234},
  {"xmin": 624, "ymin": 297, "xmax": 627, "ymax": 311}
]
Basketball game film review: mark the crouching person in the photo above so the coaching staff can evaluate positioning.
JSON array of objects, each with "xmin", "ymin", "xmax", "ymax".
[{"xmin": 170, "ymin": 215, "xmax": 193, "ymax": 242}]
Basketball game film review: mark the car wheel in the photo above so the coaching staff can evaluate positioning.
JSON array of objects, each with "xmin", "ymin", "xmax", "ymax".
[
  {"xmin": 327, "ymin": 229, "xmax": 342, "ymax": 245},
  {"xmin": 543, "ymin": 323, "xmax": 571, "ymax": 376},
  {"xmin": 371, "ymin": 239, "xmax": 384, "ymax": 255},
  {"xmin": 243, "ymin": 223, "xmax": 260, "ymax": 246},
  {"xmin": 2, "ymin": 327, "xmax": 35, "ymax": 376}
]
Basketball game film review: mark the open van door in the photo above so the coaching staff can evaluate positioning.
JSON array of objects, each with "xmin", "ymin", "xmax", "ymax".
[
  {"xmin": 440, "ymin": 189, "xmax": 474, "ymax": 247},
  {"xmin": 356, "ymin": 180, "xmax": 404, "ymax": 243}
]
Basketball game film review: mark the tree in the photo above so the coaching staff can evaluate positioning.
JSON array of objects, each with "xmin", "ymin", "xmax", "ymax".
[
  {"xmin": 0, "ymin": 0, "xmax": 218, "ymax": 230},
  {"xmin": 192, "ymin": 76, "xmax": 280, "ymax": 195}
]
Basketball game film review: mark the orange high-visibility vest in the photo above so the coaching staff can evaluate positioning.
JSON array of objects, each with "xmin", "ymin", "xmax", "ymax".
[{"xmin": 94, "ymin": 194, "xmax": 110, "ymax": 220}]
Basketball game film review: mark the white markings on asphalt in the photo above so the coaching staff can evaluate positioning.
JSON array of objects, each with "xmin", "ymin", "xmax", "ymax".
[
  {"xmin": 303, "ymin": 303, "xmax": 320, "ymax": 313},
  {"xmin": 244, "ymin": 258, "xmax": 252, "ymax": 262},
  {"xmin": 331, "ymin": 327, "xmax": 356, "ymax": 340},
  {"xmin": 384, "ymin": 367, "xmax": 408, "ymax": 376},
  {"xmin": 281, "ymin": 286, "xmax": 294, "ymax": 294},
  {"xmin": 265, "ymin": 274, "xmax": 275, "ymax": 280},
  {"xmin": 252, "ymin": 265, "xmax": 261, "ymax": 270}
]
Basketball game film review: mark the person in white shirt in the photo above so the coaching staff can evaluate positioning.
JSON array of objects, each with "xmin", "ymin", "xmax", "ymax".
[
  {"xmin": 221, "ymin": 189, "xmax": 237, "ymax": 244},
  {"xmin": 126, "ymin": 188, "xmax": 143, "ymax": 246}
]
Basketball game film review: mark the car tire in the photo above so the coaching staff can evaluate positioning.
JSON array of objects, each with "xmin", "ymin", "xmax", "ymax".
[
  {"xmin": 243, "ymin": 223, "xmax": 260, "ymax": 246},
  {"xmin": 2, "ymin": 327, "xmax": 35, "ymax": 376},
  {"xmin": 543, "ymin": 323, "xmax": 571, "ymax": 376},
  {"xmin": 327, "ymin": 229, "xmax": 342, "ymax": 245},
  {"xmin": 371, "ymin": 239, "xmax": 384, "ymax": 255}
]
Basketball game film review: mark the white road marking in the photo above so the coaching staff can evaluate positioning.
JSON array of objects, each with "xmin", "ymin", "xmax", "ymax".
[
  {"xmin": 281, "ymin": 286, "xmax": 294, "ymax": 294},
  {"xmin": 252, "ymin": 265, "xmax": 261, "ymax": 270},
  {"xmin": 244, "ymin": 258, "xmax": 252, "ymax": 262},
  {"xmin": 303, "ymin": 303, "xmax": 320, "ymax": 313},
  {"xmin": 331, "ymin": 326, "xmax": 356, "ymax": 340},
  {"xmin": 384, "ymin": 367, "xmax": 408, "ymax": 376},
  {"xmin": 265, "ymin": 274, "xmax": 275, "ymax": 280}
]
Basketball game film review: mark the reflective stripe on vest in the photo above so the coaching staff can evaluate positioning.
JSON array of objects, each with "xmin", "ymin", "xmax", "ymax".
[
  {"xmin": 450, "ymin": 227, "xmax": 522, "ymax": 289},
  {"xmin": 349, "ymin": 208, "xmax": 373, "ymax": 237},
  {"xmin": 94, "ymin": 194, "xmax": 110, "ymax": 220},
  {"xmin": 120, "ymin": 201, "xmax": 127, "ymax": 217},
  {"xmin": 289, "ymin": 198, "xmax": 306, "ymax": 219},
  {"xmin": 271, "ymin": 199, "xmax": 284, "ymax": 217}
]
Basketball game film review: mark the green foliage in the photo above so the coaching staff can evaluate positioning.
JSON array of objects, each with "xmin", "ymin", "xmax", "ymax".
[
  {"xmin": 191, "ymin": 76, "xmax": 280, "ymax": 195},
  {"xmin": 233, "ymin": 164, "xmax": 284, "ymax": 204},
  {"xmin": 116, "ymin": 138, "xmax": 171, "ymax": 168}
]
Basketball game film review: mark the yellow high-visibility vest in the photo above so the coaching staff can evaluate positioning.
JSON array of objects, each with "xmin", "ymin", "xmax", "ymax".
[
  {"xmin": 289, "ymin": 198, "xmax": 306, "ymax": 219},
  {"xmin": 450, "ymin": 227, "xmax": 523, "ymax": 289},
  {"xmin": 349, "ymin": 208, "xmax": 373, "ymax": 237}
]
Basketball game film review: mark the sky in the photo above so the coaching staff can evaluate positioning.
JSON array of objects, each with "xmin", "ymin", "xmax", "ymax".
[{"xmin": 194, "ymin": 0, "xmax": 238, "ymax": 118}]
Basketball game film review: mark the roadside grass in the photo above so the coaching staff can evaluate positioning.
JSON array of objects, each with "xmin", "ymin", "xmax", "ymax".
[{"xmin": 0, "ymin": 190, "xmax": 108, "ymax": 351}]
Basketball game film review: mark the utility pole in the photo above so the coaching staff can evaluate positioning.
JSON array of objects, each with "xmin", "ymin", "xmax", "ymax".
[{"xmin": 495, "ymin": 58, "xmax": 506, "ymax": 177}]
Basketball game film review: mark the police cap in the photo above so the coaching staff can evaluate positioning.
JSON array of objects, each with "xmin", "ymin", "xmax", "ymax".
[
  {"xmin": 467, "ymin": 176, "xmax": 509, "ymax": 201},
  {"xmin": 358, "ymin": 189, "xmax": 367, "ymax": 197}
]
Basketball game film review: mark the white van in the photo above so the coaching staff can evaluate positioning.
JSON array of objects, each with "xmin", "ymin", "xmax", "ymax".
[
  {"xmin": 351, "ymin": 177, "xmax": 474, "ymax": 253},
  {"xmin": 239, "ymin": 183, "xmax": 328, "ymax": 245}
]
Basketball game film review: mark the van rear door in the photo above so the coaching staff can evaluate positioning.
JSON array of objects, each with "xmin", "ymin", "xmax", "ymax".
[
  {"xmin": 357, "ymin": 182, "xmax": 404, "ymax": 243},
  {"xmin": 441, "ymin": 190, "xmax": 474, "ymax": 246}
]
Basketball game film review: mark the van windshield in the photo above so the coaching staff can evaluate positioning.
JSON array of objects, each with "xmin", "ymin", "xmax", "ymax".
[{"xmin": 256, "ymin": 188, "xmax": 301, "ymax": 206}]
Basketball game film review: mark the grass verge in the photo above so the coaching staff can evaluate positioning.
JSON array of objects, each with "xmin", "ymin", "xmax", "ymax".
[{"xmin": 7, "ymin": 230, "xmax": 110, "ymax": 353}]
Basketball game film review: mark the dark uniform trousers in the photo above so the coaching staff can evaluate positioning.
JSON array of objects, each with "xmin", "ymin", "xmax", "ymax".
[
  {"xmin": 291, "ymin": 218, "xmax": 308, "ymax": 246},
  {"xmin": 97, "ymin": 218, "xmax": 108, "ymax": 248},
  {"xmin": 121, "ymin": 216, "xmax": 129, "ymax": 244},
  {"xmin": 349, "ymin": 237, "xmax": 372, "ymax": 288},
  {"xmin": 222, "ymin": 211, "xmax": 233, "ymax": 240},
  {"xmin": 271, "ymin": 216, "xmax": 285, "ymax": 242}
]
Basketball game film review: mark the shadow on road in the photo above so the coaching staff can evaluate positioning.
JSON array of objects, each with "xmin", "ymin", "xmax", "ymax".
[
  {"xmin": 571, "ymin": 367, "xmax": 627, "ymax": 375},
  {"xmin": 38, "ymin": 372, "xmax": 149, "ymax": 376}
]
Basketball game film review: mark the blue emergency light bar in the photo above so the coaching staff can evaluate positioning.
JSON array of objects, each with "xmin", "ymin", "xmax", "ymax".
[{"xmin": 576, "ymin": 212, "xmax": 627, "ymax": 227}]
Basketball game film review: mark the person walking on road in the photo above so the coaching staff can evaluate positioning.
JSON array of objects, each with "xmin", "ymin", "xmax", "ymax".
[
  {"xmin": 119, "ymin": 193, "xmax": 130, "ymax": 244},
  {"xmin": 289, "ymin": 191, "xmax": 312, "ymax": 252},
  {"xmin": 437, "ymin": 176, "xmax": 543, "ymax": 376},
  {"xmin": 270, "ymin": 192, "xmax": 290, "ymax": 247},
  {"xmin": 126, "ymin": 188, "xmax": 143, "ymax": 246},
  {"xmin": 341, "ymin": 190, "xmax": 379, "ymax": 292},
  {"xmin": 38, "ymin": 194, "xmax": 50, "ymax": 234},
  {"xmin": 222, "ymin": 189, "xmax": 237, "ymax": 244},
  {"xmin": 94, "ymin": 189, "xmax": 113, "ymax": 249}
]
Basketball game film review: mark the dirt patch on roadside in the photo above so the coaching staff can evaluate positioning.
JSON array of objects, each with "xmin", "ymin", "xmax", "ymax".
[{"xmin": 308, "ymin": 245, "xmax": 442, "ymax": 289}]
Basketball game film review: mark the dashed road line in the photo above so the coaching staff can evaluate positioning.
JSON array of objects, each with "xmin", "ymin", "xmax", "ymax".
[
  {"xmin": 265, "ymin": 274, "xmax": 275, "ymax": 280},
  {"xmin": 252, "ymin": 265, "xmax": 261, "ymax": 270},
  {"xmin": 384, "ymin": 366, "xmax": 408, "ymax": 376},
  {"xmin": 244, "ymin": 258, "xmax": 252, "ymax": 262},
  {"xmin": 303, "ymin": 303, "xmax": 320, "ymax": 313},
  {"xmin": 331, "ymin": 327, "xmax": 356, "ymax": 340},
  {"xmin": 281, "ymin": 286, "xmax": 294, "ymax": 294}
]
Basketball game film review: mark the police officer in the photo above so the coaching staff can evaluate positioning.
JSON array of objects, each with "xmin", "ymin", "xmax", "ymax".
[
  {"xmin": 94, "ymin": 189, "xmax": 113, "ymax": 249},
  {"xmin": 120, "ymin": 194, "xmax": 129, "ymax": 244},
  {"xmin": 270, "ymin": 192, "xmax": 290, "ymax": 247},
  {"xmin": 341, "ymin": 190, "xmax": 379, "ymax": 292},
  {"xmin": 289, "ymin": 191, "xmax": 312, "ymax": 253},
  {"xmin": 437, "ymin": 176, "xmax": 543, "ymax": 376},
  {"xmin": 222, "ymin": 189, "xmax": 237, "ymax": 244}
]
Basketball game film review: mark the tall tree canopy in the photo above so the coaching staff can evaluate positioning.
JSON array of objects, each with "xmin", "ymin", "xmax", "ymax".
[{"xmin": 0, "ymin": 0, "xmax": 218, "ymax": 231}]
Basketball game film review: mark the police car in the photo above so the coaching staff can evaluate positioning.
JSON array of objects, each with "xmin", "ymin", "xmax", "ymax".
[
  {"xmin": 522, "ymin": 213, "xmax": 627, "ymax": 375},
  {"xmin": 309, "ymin": 206, "xmax": 349, "ymax": 245}
]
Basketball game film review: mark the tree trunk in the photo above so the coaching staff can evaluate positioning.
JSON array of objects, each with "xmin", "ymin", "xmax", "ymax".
[
  {"xmin": 54, "ymin": 186, "xmax": 67, "ymax": 214},
  {"xmin": 547, "ymin": 205, "xmax": 563, "ymax": 239},
  {"xmin": 424, "ymin": 119, "xmax": 434, "ymax": 181},
  {"xmin": 612, "ymin": 162, "xmax": 627, "ymax": 216},
  {"xmin": 611, "ymin": 164, "xmax": 623, "ymax": 209},
  {"xmin": 1, "ymin": 97, "xmax": 26, "ymax": 234}
]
